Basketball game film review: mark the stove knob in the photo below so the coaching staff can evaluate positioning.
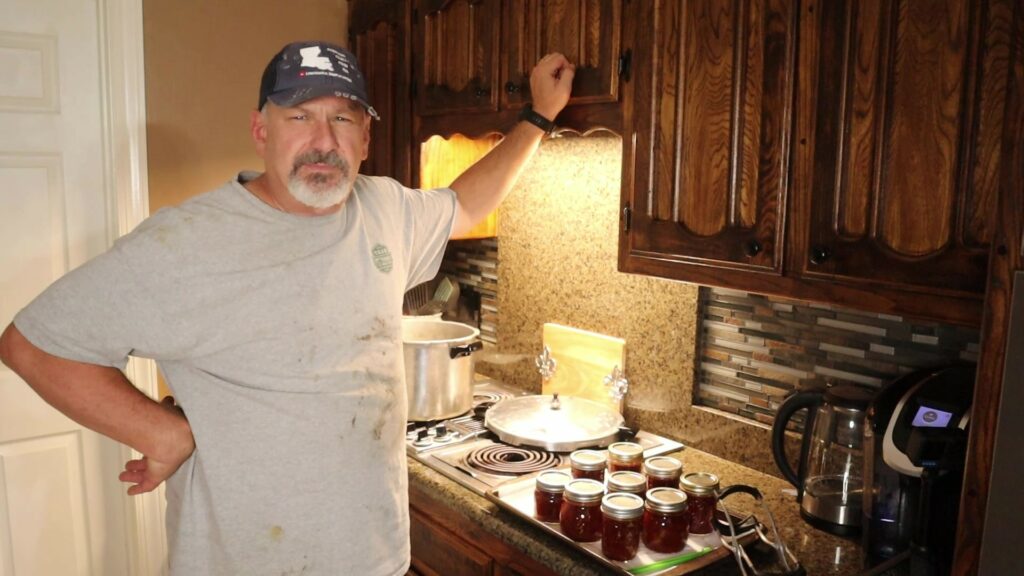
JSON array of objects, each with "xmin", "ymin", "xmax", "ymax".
[
  {"xmin": 413, "ymin": 429, "xmax": 432, "ymax": 448},
  {"xmin": 434, "ymin": 424, "xmax": 451, "ymax": 442}
]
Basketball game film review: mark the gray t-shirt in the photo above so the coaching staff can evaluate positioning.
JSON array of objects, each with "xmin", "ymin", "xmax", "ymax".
[{"xmin": 14, "ymin": 172, "xmax": 457, "ymax": 576}]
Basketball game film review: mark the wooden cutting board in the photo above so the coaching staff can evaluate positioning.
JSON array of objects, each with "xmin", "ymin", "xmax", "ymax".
[{"xmin": 541, "ymin": 323, "xmax": 626, "ymax": 413}]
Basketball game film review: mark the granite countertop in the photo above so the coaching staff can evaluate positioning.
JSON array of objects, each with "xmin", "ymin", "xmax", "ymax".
[{"xmin": 408, "ymin": 446, "xmax": 863, "ymax": 575}]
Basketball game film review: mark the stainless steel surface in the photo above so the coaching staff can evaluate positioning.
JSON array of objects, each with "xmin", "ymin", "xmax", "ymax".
[
  {"xmin": 484, "ymin": 394, "xmax": 625, "ymax": 451},
  {"xmin": 403, "ymin": 318, "xmax": 480, "ymax": 421},
  {"xmin": 407, "ymin": 379, "xmax": 684, "ymax": 497}
]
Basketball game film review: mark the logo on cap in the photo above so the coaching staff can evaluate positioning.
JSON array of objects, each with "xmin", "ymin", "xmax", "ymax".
[{"xmin": 299, "ymin": 47, "xmax": 334, "ymax": 71}]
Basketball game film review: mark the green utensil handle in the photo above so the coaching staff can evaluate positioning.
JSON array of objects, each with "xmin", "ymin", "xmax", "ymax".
[{"xmin": 627, "ymin": 547, "xmax": 714, "ymax": 575}]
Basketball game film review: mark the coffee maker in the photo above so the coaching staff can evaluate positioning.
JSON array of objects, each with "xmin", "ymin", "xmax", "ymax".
[{"xmin": 862, "ymin": 364, "xmax": 975, "ymax": 575}]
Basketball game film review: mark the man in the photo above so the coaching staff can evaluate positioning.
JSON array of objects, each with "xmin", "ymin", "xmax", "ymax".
[{"xmin": 0, "ymin": 41, "xmax": 574, "ymax": 575}]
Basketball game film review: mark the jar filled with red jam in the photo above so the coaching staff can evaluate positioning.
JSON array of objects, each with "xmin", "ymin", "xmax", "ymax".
[
  {"xmin": 643, "ymin": 456, "xmax": 683, "ymax": 490},
  {"xmin": 680, "ymin": 472, "xmax": 720, "ymax": 535},
  {"xmin": 570, "ymin": 449, "xmax": 607, "ymax": 482},
  {"xmin": 642, "ymin": 487, "xmax": 689, "ymax": 553},
  {"xmin": 607, "ymin": 442, "xmax": 644, "ymax": 473},
  {"xmin": 607, "ymin": 471, "xmax": 648, "ymax": 498},
  {"xmin": 534, "ymin": 470, "xmax": 573, "ymax": 523},
  {"xmin": 560, "ymin": 478, "xmax": 605, "ymax": 542},
  {"xmin": 600, "ymin": 493, "xmax": 644, "ymax": 561}
]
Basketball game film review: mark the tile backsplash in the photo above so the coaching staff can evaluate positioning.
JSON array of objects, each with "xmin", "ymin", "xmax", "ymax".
[{"xmin": 696, "ymin": 288, "xmax": 980, "ymax": 430}]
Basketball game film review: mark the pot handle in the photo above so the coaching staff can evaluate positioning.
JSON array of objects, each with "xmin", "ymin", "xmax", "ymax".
[{"xmin": 450, "ymin": 341, "xmax": 483, "ymax": 359}]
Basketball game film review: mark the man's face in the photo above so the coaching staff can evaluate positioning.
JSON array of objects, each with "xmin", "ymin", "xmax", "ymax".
[{"xmin": 251, "ymin": 95, "xmax": 371, "ymax": 209}]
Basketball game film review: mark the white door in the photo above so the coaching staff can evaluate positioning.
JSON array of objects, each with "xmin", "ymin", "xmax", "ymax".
[{"xmin": 0, "ymin": 1, "xmax": 155, "ymax": 574}]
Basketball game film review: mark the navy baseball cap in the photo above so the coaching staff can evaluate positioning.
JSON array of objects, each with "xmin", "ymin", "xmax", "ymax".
[{"xmin": 258, "ymin": 41, "xmax": 380, "ymax": 120}]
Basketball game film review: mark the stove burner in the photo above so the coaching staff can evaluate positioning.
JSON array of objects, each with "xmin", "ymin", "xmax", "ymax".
[
  {"xmin": 464, "ymin": 444, "xmax": 562, "ymax": 476},
  {"xmin": 473, "ymin": 391, "xmax": 507, "ymax": 405}
]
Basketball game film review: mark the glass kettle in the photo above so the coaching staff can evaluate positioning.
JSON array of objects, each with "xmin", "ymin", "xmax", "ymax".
[{"xmin": 771, "ymin": 384, "xmax": 875, "ymax": 536}]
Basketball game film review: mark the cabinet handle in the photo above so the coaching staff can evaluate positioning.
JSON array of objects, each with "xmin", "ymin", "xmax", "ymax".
[
  {"xmin": 744, "ymin": 240, "xmax": 762, "ymax": 257},
  {"xmin": 504, "ymin": 81, "xmax": 520, "ymax": 94},
  {"xmin": 809, "ymin": 245, "xmax": 832, "ymax": 265},
  {"xmin": 474, "ymin": 87, "xmax": 488, "ymax": 98}
]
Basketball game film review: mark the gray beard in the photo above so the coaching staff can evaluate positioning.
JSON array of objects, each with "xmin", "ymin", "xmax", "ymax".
[{"xmin": 287, "ymin": 174, "xmax": 352, "ymax": 209}]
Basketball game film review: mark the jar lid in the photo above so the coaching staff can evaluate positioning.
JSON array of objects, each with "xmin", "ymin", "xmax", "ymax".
[
  {"xmin": 601, "ymin": 493, "xmax": 644, "ymax": 520},
  {"xmin": 565, "ymin": 478, "xmax": 605, "ymax": 503},
  {"xmin": 607, "ymin": 471, "xmax": 647, "ymax": 494},
  {"xmin": 680, "ymin": 472, "xmax": 720, "ymax": 495},
  {"xmin": 535, "ymin": 470, "xmax": 573, "ymax": 493},
  {"xmin": 643, "ymin": 456, "xmax": 683, "ymax": 479},
  {"xmin": 607, "ymin": 442, "xmax": 644, "ymax": 463},
  {"xmin": 570, "ymin": 449, "xmax": 607, "ymax": 471},
  {"xmin": 645, "ymin": 487, "xmax": 688, "ymax": 514}
]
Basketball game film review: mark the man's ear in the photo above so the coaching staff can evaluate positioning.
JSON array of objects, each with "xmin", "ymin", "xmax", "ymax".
[
  {"xmin": 360, "ymin": 117, "xmax": 371, "ymax": 161},
  {"xmin": 250, "ymin": 109, "xmax": 268, "ymax": 157}
]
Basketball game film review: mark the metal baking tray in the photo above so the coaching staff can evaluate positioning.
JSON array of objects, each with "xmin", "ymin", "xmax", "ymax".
[{"xmin": 486, "ymin": 470, "xmax": 756, "ymax": 575}]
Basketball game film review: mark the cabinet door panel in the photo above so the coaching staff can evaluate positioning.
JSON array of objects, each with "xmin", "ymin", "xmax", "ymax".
[
  {"xmin": 801, "ymin": 0, "xmax": 1010, "ymax": 295},
  {"xmin": 409, "ymin": 506, "xmax": 495, "ymax": 576},
  {"xmin": 622, "ymin": 0, "xmax": 796, "ymax": 274},
  {"xmin": 502, "ymin": 0, "xmax": 622, "ymax": 108},
  {"xmin": 415, "ymin": 0, "xmax": 501, "ymax": 115},
  {"xmin": 351, "ymin": 0, "xmax": 411, "ymax": 184}
]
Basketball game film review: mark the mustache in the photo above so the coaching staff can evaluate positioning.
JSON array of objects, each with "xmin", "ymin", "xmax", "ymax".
[{"xmin": 291, "ymin": 150, "xmax": 348, "ymax": 175}]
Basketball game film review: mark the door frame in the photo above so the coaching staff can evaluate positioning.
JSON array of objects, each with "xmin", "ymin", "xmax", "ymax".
[{"xmin": 98, "ymin": 0, "xmax": 166, "ymax": 574}]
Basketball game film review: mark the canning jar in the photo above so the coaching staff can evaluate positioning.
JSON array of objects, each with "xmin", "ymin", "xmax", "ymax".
[
  {"xmin": 570, "ymin": 449, "xmax": 607, "ymax": 482},
  {"xmin": 560, "ymin": 478, "xmax": 605, "ymax": 542},
  {"xmin": 680, "ymin": 472, "xmax": 720, "ymax": 534},
  {"xmin": 607, "ymin": 442, "xmax": 645, "ymax": 473},
  {"xmin": 601, "ymin": 493, "xmax": 644, "ymax": 561},
  {"xmin": 607, "ymin": 471, "xmax": 648, "ymax": 498},
  {"xmin": 643, "ymin": 456, "xmax": 683, "ymax": 490},
  {"xmin": 642, "ymin": 487, "xmax": 689, "ymax": 553},
  {"xmin": 534, "ymin": 470, "xmax": 573, "ymax": 523}
]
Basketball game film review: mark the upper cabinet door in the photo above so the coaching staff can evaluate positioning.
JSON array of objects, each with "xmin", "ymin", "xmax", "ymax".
[
  {"xmin": 621, "ymin": 0, "xmax": 797, "ymax": 278},
  {"xmin": 351, "ymin": 0, "xmax": 412, "ymax": 184},
  {"xmin": 501, "ymin": 0, "xmax": 623, "ymax": 109},
  {"xmin": 414, "ymin": 0, "xmax": 502, "ymax": 116},
  {"xmin": 797, "ymin": 0, "xmax": 1013, "ymax": 297}
]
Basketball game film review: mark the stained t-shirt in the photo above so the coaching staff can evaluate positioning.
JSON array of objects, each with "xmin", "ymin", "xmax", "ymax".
[{"xmin": 14, "ymin": 172, "xmax": 457, "ymax": 576}]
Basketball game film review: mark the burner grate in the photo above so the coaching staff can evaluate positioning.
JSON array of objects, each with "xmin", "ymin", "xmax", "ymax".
[{"xmin": 464, "ymin": 444, "xmax": 562, "ymax": 476}]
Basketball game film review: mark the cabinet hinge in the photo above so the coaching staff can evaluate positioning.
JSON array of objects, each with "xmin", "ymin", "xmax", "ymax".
[
  {"xmin": 618, "ymin": 49, "xmax": 632, "ymax": 81},
  {"xmin": 622, "ymin": 204, "xmax": 632, "ymax": 232}
]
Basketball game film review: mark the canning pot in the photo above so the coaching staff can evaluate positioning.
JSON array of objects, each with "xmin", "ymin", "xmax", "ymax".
[{"xmin": 402, "ymin": 317, "xmax": 483, "ymax": 421}]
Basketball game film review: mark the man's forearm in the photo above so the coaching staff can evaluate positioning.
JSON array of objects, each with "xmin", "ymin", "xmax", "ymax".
[{"xmin": 0, "ymin": 323, "xmax": 191, "ymax": 463}]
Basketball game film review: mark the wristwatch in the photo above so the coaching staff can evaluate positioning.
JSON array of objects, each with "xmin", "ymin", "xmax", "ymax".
[{"xmin": 518, "ymin": 103, "xmax": 556, "ymax": 135}]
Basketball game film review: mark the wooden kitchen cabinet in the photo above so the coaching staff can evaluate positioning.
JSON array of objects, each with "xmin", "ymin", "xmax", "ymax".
[
  {"xmin": 619, "ymin": 0, "xmax": 1016, "ymax": 326},
  {"xmin": 350, "ymin": 0, "xmax": 413, "ymax": 185},
  {"xmin": 413, "ymin": 0, "xmax": 626, "ymax": 138},
  {"xmin": 413, "ymin": 0, "xmax": 502, "ymax": 117},
  {"xmin": 500, "ymin": 0, "xmax": 623, "ymax": 109},
  {"xmin": 793, "ymin": 0, "xmax": 1012, "ymax": 304},
  {"xmin": 620, "ymin": 0, "xmax": 798, "ymax": 276},
  {"xmin": 408, "ymin": 485, "xmax": 559, "ymax": 576}
]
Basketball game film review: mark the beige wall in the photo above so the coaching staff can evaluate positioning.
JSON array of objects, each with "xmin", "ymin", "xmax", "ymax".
[{"xmin": 143, "ymin": 0, "xmax": 349, "ymax": 213}]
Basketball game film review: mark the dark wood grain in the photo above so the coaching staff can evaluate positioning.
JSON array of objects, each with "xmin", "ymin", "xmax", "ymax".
[
  {"xmin": 799, "ymin": 0, "xmax": 1009, "ymax": 298},
  {"xmin": 621, "ymin": 0, "xmax": 795, "ymax": 275},
  {"xmin": 953, "ymin": 1, "xmax": 1024, "ymax": 572}
]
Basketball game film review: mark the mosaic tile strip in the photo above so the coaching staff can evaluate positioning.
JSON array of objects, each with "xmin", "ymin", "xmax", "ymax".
[
  {"xmin": 695, "ymin": 288, "xmax": 980, "ymax": 431},
  {"xmin": 438, "ymin": 237, "xmax": 499, "ymax": 345}
]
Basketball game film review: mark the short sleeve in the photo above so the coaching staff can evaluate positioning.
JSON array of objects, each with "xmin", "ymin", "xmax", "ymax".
[{"xmin": 400, "ymin": 185, "xmax": 457, "ymax": 290}]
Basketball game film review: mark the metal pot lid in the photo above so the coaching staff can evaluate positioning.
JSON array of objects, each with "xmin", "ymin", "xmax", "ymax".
[{"xmin": 484, "ymin": 394, "xmax": 625, "ymax": 452}]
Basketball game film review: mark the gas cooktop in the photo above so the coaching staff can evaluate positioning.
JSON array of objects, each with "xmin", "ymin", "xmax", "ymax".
[{"xmin": 406, "ymin": 379, "xmax": 684, "ymax": 496}]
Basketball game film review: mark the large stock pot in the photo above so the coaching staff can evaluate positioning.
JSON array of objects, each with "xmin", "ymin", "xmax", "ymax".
[{"xmin": 402, "ymin": 317, "xmax": 483, "ymax": 421}]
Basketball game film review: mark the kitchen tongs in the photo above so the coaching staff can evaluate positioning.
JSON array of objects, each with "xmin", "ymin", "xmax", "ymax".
[{"xmin": 715, "ymin": 484, "xmax": 804, "ymax": 576}]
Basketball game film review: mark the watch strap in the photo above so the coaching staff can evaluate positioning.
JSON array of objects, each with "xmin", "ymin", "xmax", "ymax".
[{"xmin": 519, "ymin": 103, "xmax": 556, "ymax": 135}]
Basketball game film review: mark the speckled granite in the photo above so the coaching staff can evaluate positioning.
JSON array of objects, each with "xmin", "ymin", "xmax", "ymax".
[
  {"xmin": 409, "ymin": 446, "xmax": 862, "ymax": 575},
  {"xmin": 477, "ymin": 134, "xmax": 785, "ymax": 476}
]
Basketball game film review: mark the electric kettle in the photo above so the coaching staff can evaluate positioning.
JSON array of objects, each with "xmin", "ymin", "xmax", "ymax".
[{"xmin": 771, "ymin": 384, "xmax": 875, "ymax": 536}]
